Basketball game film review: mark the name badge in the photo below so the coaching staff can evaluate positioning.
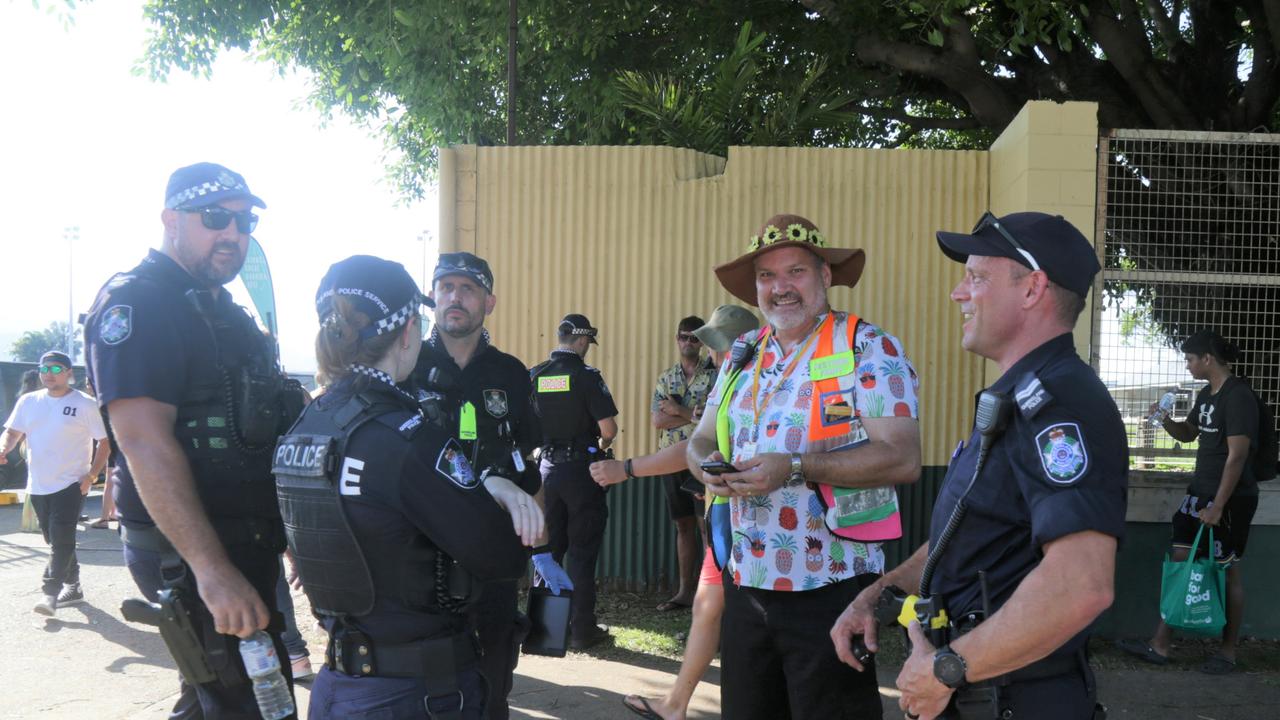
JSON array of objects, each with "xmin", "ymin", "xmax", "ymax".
[
  {"xmin": 459, "ymin": 401, "xmax": 477, "ymax": 440},
  {"xmin": 809, "ymin": 351, "xmax": 855, "ymax": 381}
]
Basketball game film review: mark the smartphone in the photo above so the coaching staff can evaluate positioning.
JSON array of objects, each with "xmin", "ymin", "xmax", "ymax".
[{"xmin": 699, "ymin": 460, "xmax": 739, "ymax": 475}]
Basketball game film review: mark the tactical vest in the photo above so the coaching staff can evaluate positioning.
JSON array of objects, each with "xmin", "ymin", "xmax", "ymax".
[
  {"xmin": 530, "ymin": 355, "xmax": 595, "ymax": 446},
  {"xmin": 273, "ymin": 390, "xmax": 464, "ymax": 618},
  {"xmin": 88, "ymin": 262, "xmax": 300, "ymax": 528}
]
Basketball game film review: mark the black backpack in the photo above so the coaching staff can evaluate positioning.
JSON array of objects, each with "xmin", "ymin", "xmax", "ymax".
[{"xmin": 1249, "ymin": 385, "xmax": 1278, "ymax": 482}]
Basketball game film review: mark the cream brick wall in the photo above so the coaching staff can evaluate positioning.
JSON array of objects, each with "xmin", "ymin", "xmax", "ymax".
[{"xmin": 989, "ymin": 100, "xmax": 1100, "ymax": 381}]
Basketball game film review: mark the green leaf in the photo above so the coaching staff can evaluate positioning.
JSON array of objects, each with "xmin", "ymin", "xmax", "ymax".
[{"xmin": 927, "ymin": 28, "xmax": 944, "ymax": 47}]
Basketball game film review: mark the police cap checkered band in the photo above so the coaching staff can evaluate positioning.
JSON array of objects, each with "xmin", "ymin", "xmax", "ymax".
[
  {"xmin": 165, "ymin": 162, "xmax": 266, "ymax": 210},
  {"xmin": 433, "ymin": 252, "xmax": 494, "ymax": 293},
  {"xmin": 315, "ymin": 255, "xmax": 433, "ymax": 339},
  {"xmin": 559, "ymin": 313, "xmax": 599, "ymax": 344}
]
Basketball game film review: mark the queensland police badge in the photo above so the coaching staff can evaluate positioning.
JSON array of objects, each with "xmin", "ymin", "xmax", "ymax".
[
  {"xmin": 484, "ymin": 389, "xmax": 508, "ymax": 418},
  {"xmin": 1036, "ymin": 422, "xmax": 1088, "ymax": 485},
  {"xmin": 436, "ymin": 438, "xmax": 479, "ymax": 489}
]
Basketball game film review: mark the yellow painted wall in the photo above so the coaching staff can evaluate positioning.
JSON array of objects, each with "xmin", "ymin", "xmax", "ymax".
[{"xmin": 438, "ymin": 145, "xmax": 991, "ymax": 466}]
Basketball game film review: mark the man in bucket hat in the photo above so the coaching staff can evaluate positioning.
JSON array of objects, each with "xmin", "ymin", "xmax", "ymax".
[
  {"xmin": 688, "ymin": 213, "xmax": 923, "ymax": 719},
  {"xmin": 831, "ymin": 211, "xmax": 1124, "ymax": 720}
]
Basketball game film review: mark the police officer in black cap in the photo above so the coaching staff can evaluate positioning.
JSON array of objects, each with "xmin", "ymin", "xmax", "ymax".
[
  {"xmin": 831, "ymin": 212, "xmax": 1127, "ymax": 720},
  {"xmin": 530, "ymin": 314, "xmax": 619, "ymax": 649},
  {"xmin": 275, "ymin": 255, "xmax": 540, "ymax": 719},
  {"xmin": 410, "ymin": 252, "xmax": 570, "ymax": 719},
  {"xmin": 84, "ymin": 162, "xmax": 305, "ymax": 717}
]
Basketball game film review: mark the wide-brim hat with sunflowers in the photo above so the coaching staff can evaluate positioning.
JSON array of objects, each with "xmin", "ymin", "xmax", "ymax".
[{"xmin": 713, "ymin": 214, "xmax": 866, "ymax": 306}]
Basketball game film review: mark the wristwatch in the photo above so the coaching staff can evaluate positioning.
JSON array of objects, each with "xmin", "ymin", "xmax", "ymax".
[
  {"xmin": 789, "ymin": 453, "xmax": 804, "ymax": 484},
  {"xmin": 933, "ymin": 646, "xmax": 968, "ymax": 689}
]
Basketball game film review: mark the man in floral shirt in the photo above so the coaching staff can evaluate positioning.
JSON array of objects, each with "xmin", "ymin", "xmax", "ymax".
[
  {"xmin": 688, "ymin": 213, "xmax": 922, "ymax": 720},
  {"xmin": 651, "ymin": 315, "xmax": 718, "ymax": 611}
]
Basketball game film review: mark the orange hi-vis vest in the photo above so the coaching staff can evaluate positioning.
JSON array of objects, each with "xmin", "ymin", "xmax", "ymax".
[{"xmin": 787, "ymin": 313, "xmax": 903, "ymax": 542}]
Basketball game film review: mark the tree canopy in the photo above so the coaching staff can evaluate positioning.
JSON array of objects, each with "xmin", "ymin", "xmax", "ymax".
[
  {"xmin": 138, "ymin": 1, "xmax": 1280, "ymax": 198},
  {"xmin": 10, "ymin": 322, "xmax": 80, "ymax": 363}
]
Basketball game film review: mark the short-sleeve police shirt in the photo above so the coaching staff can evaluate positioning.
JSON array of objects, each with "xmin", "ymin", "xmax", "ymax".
[
  {"xmin": 927, "ymin": 334, "xmax": 1127, "ymax": 638},
  {"xmin": 1188, "ymin": 376, "xmax": 1259, "ymax": 498}
]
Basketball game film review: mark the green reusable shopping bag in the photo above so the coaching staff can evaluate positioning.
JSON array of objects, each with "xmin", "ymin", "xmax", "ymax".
[{"xmin": 1159, "ymin": 525, "xmax": 1226, "ymax": 636}]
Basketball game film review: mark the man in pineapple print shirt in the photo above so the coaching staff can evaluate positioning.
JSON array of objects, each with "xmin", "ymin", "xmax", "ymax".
[{"xmin": 688, "ymin": 214, "xmax": 922, "ymax": 719}]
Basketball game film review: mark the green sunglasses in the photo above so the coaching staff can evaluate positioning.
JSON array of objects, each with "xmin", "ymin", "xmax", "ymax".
[{"xmin": 39, "ymin": 364, "xmax": 67, "ymax": 374}]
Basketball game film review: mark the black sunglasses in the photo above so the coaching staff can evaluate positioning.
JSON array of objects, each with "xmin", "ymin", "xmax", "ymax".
[
  {"xmin": 973, "ymin": 211, "xmax": 1040, "ymax": 272},
  {"xmin": 185, "ymin": 206, "xmax": 259, "ymax": 234},
  {"xmin": 677, "ymin": 333, "xmax": 701, "ymax": 344}
]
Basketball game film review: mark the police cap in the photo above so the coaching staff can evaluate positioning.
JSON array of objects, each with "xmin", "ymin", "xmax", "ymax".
[
  {"xmin": 316, "ymin": 255, "xmax": 434, "ymax": 339},
  {"xmin": 164, "ymin": 162, "xmax": 266, "ymax": 210},
  {"xmin": 936, "ymin": 212, "xmax": 1100, "ymax": 297},
  {"xmin": 559, "ymin": 314, "xmax": 598, "ymax": 344},
  {"xmin": 433, "ymin": 252, "xmax": 494, "ymax": 293}
]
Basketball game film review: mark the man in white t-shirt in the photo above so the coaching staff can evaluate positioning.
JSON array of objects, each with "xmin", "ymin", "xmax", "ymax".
[{"xmin": 0, "ymin": 351, "xmax": 110, "ymax": 615}]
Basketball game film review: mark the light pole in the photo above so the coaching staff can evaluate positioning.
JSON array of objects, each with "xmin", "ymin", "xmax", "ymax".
[{"xmin": 64, "ymin": 225, "xmax": 79, "ymax": 362}]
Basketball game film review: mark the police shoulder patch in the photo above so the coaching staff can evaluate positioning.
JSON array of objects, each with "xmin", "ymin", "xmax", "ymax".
[
  {"xmin": 435, "ymin": 438, "xmax": 479, "ymax": 489},
  {"xmin": 1035, "ymin": 422, "xmax": 1089, "ymax": 485},
  {"xmin": 1014, "ymin": 372, "xmax": 1053, "ymax": 420},
  {"xmin": 99, "ymin": 305, "xmax": 133, "ymax": 345}
]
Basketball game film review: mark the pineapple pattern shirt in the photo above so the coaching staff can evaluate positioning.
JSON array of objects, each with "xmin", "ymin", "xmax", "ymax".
[
  {"xmin": 652, "ymin": 356, "xmax": 718, "ymax": 449},
  {"xmin": 705, "ymin": 312, "xmax": 920, "ymax": 591}
]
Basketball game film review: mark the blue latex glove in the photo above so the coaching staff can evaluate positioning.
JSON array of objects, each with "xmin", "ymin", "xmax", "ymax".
[{"xmin": 532, "ymin": 553, "xmax": 574, "ymax": 595}]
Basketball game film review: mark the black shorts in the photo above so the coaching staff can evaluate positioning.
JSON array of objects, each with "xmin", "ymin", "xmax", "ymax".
[
  {"xmin": 662, "ymin": 471, "xmax": 704, "ymax": 520},
  {"xmin": 1170, "ymin": 492, "xmax": 1259, "ymax": 565}
]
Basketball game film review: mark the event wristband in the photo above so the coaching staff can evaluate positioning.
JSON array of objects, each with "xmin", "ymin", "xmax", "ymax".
[{"xmin": 624, "ymin": 458, "xmax": 636, "ymax": 480}]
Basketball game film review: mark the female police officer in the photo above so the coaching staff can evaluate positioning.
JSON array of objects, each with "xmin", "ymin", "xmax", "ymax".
[{"xmin": 273, "ymin": 255, "xmax": 540, "ymax": 719}]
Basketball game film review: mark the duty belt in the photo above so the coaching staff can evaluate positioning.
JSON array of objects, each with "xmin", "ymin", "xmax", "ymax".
[
  {"xmin": 541, "ymin": 440, "xmax": 596, "ymax": 464},
  {"xmin": 325, "ymin": 630, "xmax": 477, "ymax": 679}
]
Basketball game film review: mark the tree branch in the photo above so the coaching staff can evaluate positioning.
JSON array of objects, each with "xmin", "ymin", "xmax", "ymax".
[
  {"xmin": 1143, "ymin": 0, "xmax": 1182, "ymax": 47},
  {"xmin": 858, "ymin": 106, "xmax": 983, "ymax": 130},
  {"xmin": 1239, "ymin": 0, "xmax": 1280, "ymax": 128},
  {"xmin": 1262, "ymin": 0, "xmax": 1280, "ymax": 61},
  {"xmin": 1083, "ymin": 0, "xmax": 1199, "ymax": 127}
]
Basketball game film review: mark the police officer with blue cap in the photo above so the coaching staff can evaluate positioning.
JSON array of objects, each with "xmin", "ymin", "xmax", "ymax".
[
  {"xmin": 530, "ymin": 314, "xmax": 618, "ymax": 649},
  {"xmin": 275, "ymin": 255, "xmax": 538, "ymax": 719},
  {"xmin": 410, "ymin": 252, "xmax": 570, "ymax": 719},
  {"xmin": 831, "ymin": 212, "xmax": 1127, "ymax": 720},
  {"xmin": 84, "ymin": 162, "xmax": 305, "ymax": 717}
]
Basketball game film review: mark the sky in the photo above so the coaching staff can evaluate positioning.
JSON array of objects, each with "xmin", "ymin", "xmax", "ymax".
[{"xmin": 0, "ymin": 1, "xmax": 438, "ymax": 373}]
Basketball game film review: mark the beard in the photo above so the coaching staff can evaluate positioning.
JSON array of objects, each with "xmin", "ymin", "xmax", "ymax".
[
  {"xmin": 680, "ymin": 343, "xmax": 701, "ymax": 360},
  {"xmin": 187, "ymin": 241, "xmax": 245, "ymax": 287},
  {"xmin": 760, "ymin": 291, "xmax": 820, "ymax": 332},
  {"xmin": 435, "ymin": 306, "xmax": 484, "ymax": 338}
]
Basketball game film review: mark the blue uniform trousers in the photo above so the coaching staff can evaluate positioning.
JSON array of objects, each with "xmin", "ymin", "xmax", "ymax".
[
  {"xmin": 123, "ymin": 540, "xmax": 294, "ymax": 719},
  {"xmin": 469, "ymin": 579, "xmax": 525, "ymax": 720},
  {"xmin": 540, "ymin": 458, "xmax": 608, "ymax": 639},
  {"xmin": 309, "ymin": 667, "xmax": 487, "ymax": 719}
]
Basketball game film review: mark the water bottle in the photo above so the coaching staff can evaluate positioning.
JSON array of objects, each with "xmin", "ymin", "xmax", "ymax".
[
  {"xmin": 1146, "ymin": 392, "xmax": 1176, "ymax": 427},
  {"xmin": 238, "ymin": 631, "xmax": 295, "ymax": 720}
]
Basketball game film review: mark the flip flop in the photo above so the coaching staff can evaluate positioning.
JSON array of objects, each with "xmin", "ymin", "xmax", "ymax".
[
  {"xmin": 87, "ymin": 519, "xmax": 111, "ymax": 529},
  {"xmin": 1199, "ymin": 654, "xmax": 1236, "ymax": 675},
  {"xmin": 1115, "ymin": 638, "xmax": 1169, "ymax": 665},
  {"xmin": 622, "ymin": 695, "xmax": 663, "ymax": 720},
  {"xmin": 655, "ymin": 599, "xmax": 692, "ymax": 612}
]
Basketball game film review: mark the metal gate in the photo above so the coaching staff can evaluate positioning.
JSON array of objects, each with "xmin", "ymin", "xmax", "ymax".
[{"xmin": 1093, "ymin": 129, "xmax": 1280, "ymax": 472}]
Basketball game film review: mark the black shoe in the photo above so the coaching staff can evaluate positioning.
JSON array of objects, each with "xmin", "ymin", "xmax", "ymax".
[
  {"xmin": 57, "ymin": 583, "xmax": 84, "ymax": 607},
  {"xmin": 569, "ymin": 624, "xmax": 611, "ymax": 650}
]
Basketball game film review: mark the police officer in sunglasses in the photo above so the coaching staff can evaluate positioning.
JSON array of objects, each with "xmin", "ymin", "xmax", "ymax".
[{"xmin": 84, "ymin": 162, "xmax": 305, "ymax": 718}]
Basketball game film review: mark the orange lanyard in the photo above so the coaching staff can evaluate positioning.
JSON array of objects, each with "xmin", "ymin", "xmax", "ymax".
[{"xmin": 749, "ymin": 315, "xmax": 827, "ymax": 427}]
